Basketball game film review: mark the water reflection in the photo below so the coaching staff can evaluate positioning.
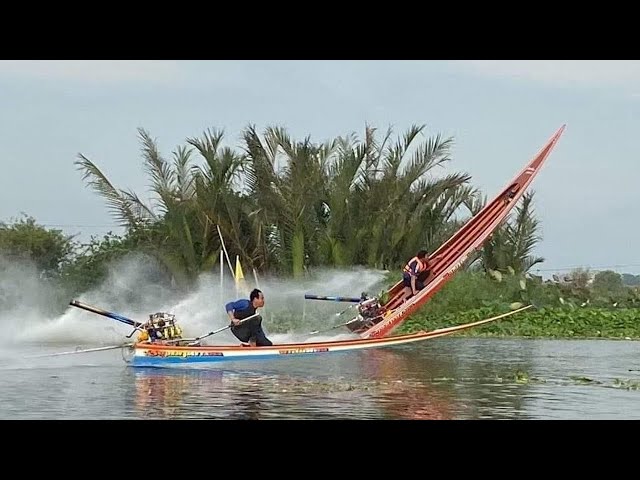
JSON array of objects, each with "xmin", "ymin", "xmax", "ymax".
[
  {"xmin": 129, "ymin": 346, "xmax": 458, "ymax": 419},
  {"xmin": 354, "ymin": 348, "xmax": 455, "ymax": 419},
  {"xmin": 133, "ymin": 368, "xmax": 220, "ymax": 418},
  {"xmin": 435, "ymin": 339, "xmax": 538, "ymax": 419}
]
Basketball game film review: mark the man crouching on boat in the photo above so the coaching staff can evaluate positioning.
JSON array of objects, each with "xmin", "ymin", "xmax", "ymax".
[
  {"xmin": 225, "ymin": 288, "xmax": 273, "ymax": 347},
  {"xmin": 402, "ymin": 249, "xmax": 441, "ymax": 297}
]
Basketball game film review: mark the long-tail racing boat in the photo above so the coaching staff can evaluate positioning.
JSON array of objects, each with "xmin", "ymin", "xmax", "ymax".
[
  {"xmin": 65, "ymin": 300, "xmax": 533, "ymax": 367},
  {"xmin": 325, "ymin": 124, "xmax": 566, "ymax": 339},
  {"xmin": 62, "ymin": 125, "xmax": 564, "ymax": 367}
]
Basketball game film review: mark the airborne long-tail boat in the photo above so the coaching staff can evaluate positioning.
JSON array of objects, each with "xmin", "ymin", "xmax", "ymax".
[{"xmin": 330, "ymin": 124, "xmax": 566, "ymax": 339}]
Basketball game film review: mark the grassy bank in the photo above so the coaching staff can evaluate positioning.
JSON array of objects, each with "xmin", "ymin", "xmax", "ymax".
[
  {"xmin": 325, "ymin": 269, "xmax": 640, "ymax": 340},
  {"xmin": 395, "ymin": 305, "xmax": 640, "ymax": 340}
]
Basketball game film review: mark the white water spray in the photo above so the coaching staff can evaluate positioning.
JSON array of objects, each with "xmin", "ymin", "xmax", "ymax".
[{"xmin": 0, "ymin": 253, "xmax": 390, "ymax": 348}]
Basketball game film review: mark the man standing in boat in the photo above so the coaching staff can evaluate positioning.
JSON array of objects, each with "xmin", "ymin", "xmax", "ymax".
[
  {"xmin": 402, "ymin": 250, "xmax": 440, "ymax": 297},
  {"xmin": 225, "ymin": 288, "xmax": 273, "ymax": 347}
]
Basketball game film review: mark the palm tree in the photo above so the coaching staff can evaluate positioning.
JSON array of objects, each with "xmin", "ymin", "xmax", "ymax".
[
  {"xmin": 76, "ymin": 127, "xmax": 244, "ymax": 288},
  {"xmin": 75, "ymin": 122, "xmax": 480, "ymax": 283},
  {"xmin": 321, "ymin": 124, "xmax": 474, "ymax": 270},
  {"xmin": 187, "ymin": 127, "xmax": 249, "ymax": 272},
  {"xmin": 241, "ymin": 125, "xmax": 337, "ymax": 277}
]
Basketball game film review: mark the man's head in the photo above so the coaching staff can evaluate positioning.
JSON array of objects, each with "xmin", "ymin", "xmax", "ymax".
[
  {"xmin": 417, "ymin": 250, "xmax": 428, "ymax": 259},
  {"xmin": 250, "ymin": 288, "xmax": 265, "ymax": 308}
]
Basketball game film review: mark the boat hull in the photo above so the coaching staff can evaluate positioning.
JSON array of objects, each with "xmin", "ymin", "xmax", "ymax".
[{"xmin": 129, "ymin": 306, "xmax": 531, "ymax": 367}]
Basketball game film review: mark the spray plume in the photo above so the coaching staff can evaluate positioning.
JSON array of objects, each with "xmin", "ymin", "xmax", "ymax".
[{"xmin": 0, "ymin": 253, "xmax": 390, "ymax": 348}]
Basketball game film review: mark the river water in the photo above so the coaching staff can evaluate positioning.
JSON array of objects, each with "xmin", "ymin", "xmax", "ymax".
[{"xmin": 1, "ymin": 338, "xmax": 639, "ymax": 419}]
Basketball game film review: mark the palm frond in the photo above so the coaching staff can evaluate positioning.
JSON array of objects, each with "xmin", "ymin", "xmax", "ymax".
[
  {"xmin": 186, "ymin": 128, "xmax": 225, "ymax": 159},
  {"xmin": 522, "ymin": 255, "xmax": 545, "ymax": 272},
  {"xmin": 75, "ymin": 154, "xmax": 142, "ymax": 227},
  {"xmin": 401, "ymin": 134, "xmax": 454, "ymax": 187},
  {"xmin": 119, "ymin": 190, "xmax": 157, "ymax": 222},
  {"xmin": 137, "ymin": 128, "xmax": 175, "ymax": 202},
  {"xmin": 173, "ymin": 145, "xmax": 195, "ymax": 200},
  {"xmin": 187, "ymin": 128, "xmax": 244, "ymax": 191}
]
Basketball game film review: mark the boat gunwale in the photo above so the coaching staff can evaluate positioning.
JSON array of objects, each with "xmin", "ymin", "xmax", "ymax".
[{"xmin": 133, "ymin": 305, "xmax": 532, "ymax": 352}]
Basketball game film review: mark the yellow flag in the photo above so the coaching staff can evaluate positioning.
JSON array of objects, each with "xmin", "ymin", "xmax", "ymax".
[
  {"xmin": 235, "ymin": 255, "xmax": 249, "ymax": 296},
  {"xmin": 235, "ymin": 255, "xmax": 245, "ymax": 282}
]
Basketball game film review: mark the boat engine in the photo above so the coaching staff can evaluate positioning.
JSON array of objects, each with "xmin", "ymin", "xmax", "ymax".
[
  {"xmin": 346, "ymin": 296, "xmax": 386, "ymax": 333},
  {"xmin": 139, "ymin": 312, "xmax": 183, "ymax": 343}
]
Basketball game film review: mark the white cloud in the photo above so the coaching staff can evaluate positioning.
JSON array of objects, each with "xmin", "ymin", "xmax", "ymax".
[
  {"xmin": 448, "ymin": 60, "xmax": 640, "ymax": 91},
  {"xmin": 0, "ymin": 60, "xmax": 185, "ymax": 86}
]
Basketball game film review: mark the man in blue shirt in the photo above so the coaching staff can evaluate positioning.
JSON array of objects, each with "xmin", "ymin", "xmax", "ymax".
[{"xmin": 225, "ymin": 288, "xmax": 273, "ymax": 347}]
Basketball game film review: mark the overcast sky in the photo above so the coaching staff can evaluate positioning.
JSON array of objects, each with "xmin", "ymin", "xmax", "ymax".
[{"xmin": 0, "ymin": 60, "xmax": 637, "ymax": 275}]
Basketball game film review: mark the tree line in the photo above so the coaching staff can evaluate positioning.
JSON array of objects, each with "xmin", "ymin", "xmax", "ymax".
[{"xmin": 1, "ymin": 123, "xmax": 549, "ymax": 301}]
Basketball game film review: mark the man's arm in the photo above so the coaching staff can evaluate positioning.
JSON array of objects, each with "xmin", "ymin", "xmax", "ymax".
[
  {"xmin": 407, "ymin": 259, "xmax": 419, "ymax": 295},
  {"xmin": 225, "ymin": 300, "xmax": 240, "ymax": 324},
  {"xmin": 225, "ymin": 299, "xmax": 249, "ymax": 325}
]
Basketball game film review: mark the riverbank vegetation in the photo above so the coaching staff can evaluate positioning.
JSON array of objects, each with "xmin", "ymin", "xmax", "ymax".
[
  {"xmin": 1, "ymin": 124, "xmax": 638, "ymax": 338},
  {"xmin": 394, "ymin": 269, "xmax": 640, "ymax": 339}
]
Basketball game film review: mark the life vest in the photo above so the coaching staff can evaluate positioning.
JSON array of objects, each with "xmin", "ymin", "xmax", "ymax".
[
  {"xmin": 403, "ymin": 256, "xmax": 427, "ymax": 276},
  {"xmin": 161, "ymin": 324, "xmax": 183, "ymax": 340}
]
